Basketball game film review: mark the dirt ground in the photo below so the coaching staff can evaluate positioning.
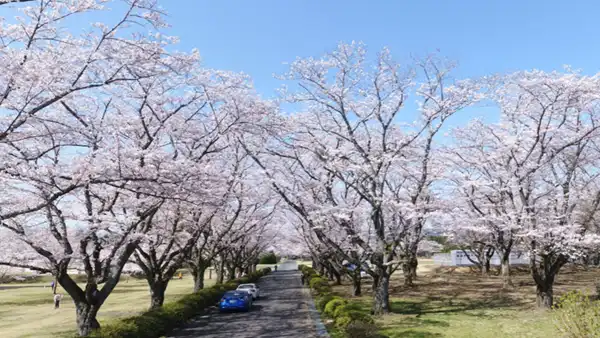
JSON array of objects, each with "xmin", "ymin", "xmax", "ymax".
[{"xmin": 330, "ymin": 260, "xmax": 600, "ymax": 338}]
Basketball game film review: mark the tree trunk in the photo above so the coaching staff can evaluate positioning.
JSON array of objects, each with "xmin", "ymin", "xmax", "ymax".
[
  {"xmin": 530, "ymin": 252, "xmax": 565, "ymax": 309},
  {"xmin": 536, "ymin": 281, "xmax": 553, "ymax": 308},
  {"xmin": 226, "ymin": 266, "xmax": 236, "ymax": 282},
  {"xmin": 216, "ymin": 260, "xmax": 225, "ymax": 284},
  {"xmin": 500, "ymin": 253, "xmax": 513, "ymax": 288},
  {"xmin": 149, "ymin": 280, "xmax": 167, "ymax": 310},
  {"xmin": 192, "ymin": 266, "xmax": 206, "ymax": 292},
  {"xmin": 312, "ymin": 257, "xmax": 320, "ymax": 272},
  {"xmin": 334, "ymin": 270, "xmax": 342, "ymax": 285},
  {"xmin": 351, "ymin": 273, "xmax": 361, "ymax": 296},
  {"xmin": 482, "ymin": 258, "xmax": 491, "ymax": 276},
  {"xmin": 372, "ymin": 272, "xmax": 390, "ymax": 315},
  {"xmin": 75, "ymin": 302, "xmax": 100, "ymax": 337},
  {"xmin": 402, "ymin": 255, "xmax": 418, "ymax": 287},
  {"xmin": 409, "ymin": 256, "xmax": 418, "ymax": 280},
  {"xmin": 372, "ymin": 274, "xmax": 379, "ymax": 292}
]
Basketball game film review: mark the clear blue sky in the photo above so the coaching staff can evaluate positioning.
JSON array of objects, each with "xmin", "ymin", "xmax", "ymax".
[
  {"xmin": 160, "ymin": 0, "xmax": 600, "ymax": 97},
  {"xmin": 2, "ymin": 0, "xmax": 597, "ymax": 125}
]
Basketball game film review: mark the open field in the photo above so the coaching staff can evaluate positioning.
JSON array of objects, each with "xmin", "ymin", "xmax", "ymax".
[
  {"xmin": 0, "ymin": 263, "xmax": 283, "ymax": 338},
  {"xmin": 0, "ymin": 271, "xmax": 216, "ymax": 338},
  {"xmin": 328, "ymin": 259, "xmax": 600, "ymax": 338}
]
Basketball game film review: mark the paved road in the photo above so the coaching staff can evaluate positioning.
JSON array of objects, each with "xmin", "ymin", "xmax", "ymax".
[
  {"xmin": 276, "ymin": 260, "xmax": 298, "ymax": 271},
  {"xmin": 168, "ymin": 260, "xmax": 316, "ymax": 338}
]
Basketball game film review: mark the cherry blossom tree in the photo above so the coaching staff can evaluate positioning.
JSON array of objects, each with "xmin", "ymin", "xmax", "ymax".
[
  {"xmin": 245, "ymin": 42, "xmax": 481, "ymax": 314},
  {"xmin": 0, "ymin": 0, "xmax": 211, "ymax": 335},
  {"xmin": 447, "ymin": 70, "xmax": 600, "ymax": 307}
]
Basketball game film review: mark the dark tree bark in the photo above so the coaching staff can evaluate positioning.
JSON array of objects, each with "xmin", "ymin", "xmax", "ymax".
[
  {"xmin": 499, "ymin": 250, "xmax": 513, "ymax": 288},
  {"xmin": 226, "ymin": 264, "xmax": 236, "ymax": 282},
  {"xmin": 492, "ymin": 233, "xmax": 514, "ymax": 288},
  {"xmin": 191, "ymin": 265, "xmax": 207, "ymax": 292},
  {"xmin": 372, "ymin": 270, "xmax": 390, "ymax": 315},
  {"xmin": 530, "ymin": 252, "xmax": 567, "ymax": 308},
  {"xmin": 148, "ymin": 280, "xmax": 168, "ymax": 309},
  {"xmin": 402, "ymin": 254, "xmax": 418, "ymax": 287},
  {"xmin": 536, "ymin": 280, "xmax": 554, "ymax": 308},
  {"xmin": 318, "ymin": 264, "xmax": 326, "ymax": 276},
  {"xmin": 482, "ymin": 256, "xmax": 491, "ymax": 275},
  {"xmin": 351, "ymin": 271, "xmax": 361, "ymax": 296},
  {"xmin": 74, "ymin": 302, "xmax": 100, "ymax": 337},
  {"xmin": 333, "ymin": 269, "xmax": 342, "ymax": 285},
  {"xmin": 216, "ymin": 259, "xmax": 225, "ymax": 284}
]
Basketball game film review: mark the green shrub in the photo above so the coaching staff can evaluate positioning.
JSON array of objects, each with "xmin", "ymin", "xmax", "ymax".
[
  {"xmin": 324, "ymin": 298, "xmax": 347, "ymax": 317},
  {"xmin": 224, "ymin": 281, "xmax": 239, "ymax": 290},
  {"xmin": 301, "ymin": 266, "xmax": 316, "ymax": 277},
  {"xmin": 344, "ymin": 321, "xmax": 380, "ymax": 338},
  {"xmin": 259, "ymin": 252, "xmax": 278, "ymax": 264},
  {"xmin": 315, "ymin": 294, "xmax": 335, "ymax": 312},
  {"xmin": 309, "ymin": 277, "xmax": 330, "ymax": 294},
  {"xmin": 88, "ymin": 268, "xmax": 271, "ymax": 337},
  {"xmin": 333, "ymin": 302, "xmax": 364, "ymax": 319},
  {"xmin": 553, "ymin": 290, "xmax": 600, "ymax": 338},
  {"xmin": 335, "ymin": 311, "xmax": 375, "ymax": 330}
]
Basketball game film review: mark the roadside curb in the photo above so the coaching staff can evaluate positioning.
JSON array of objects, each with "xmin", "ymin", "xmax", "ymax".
[{"xmin": 302, "ymin": 282, "xmax": 330, "ymax": 337}]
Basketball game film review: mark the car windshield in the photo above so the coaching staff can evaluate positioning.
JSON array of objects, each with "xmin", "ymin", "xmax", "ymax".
[
  {"xmin": 224, "ymin": 292, "xmax": 244, "ymax": 298},
  {"xmin": 238, "ymin": 285, "xmax": 253, "ymax": 289}
]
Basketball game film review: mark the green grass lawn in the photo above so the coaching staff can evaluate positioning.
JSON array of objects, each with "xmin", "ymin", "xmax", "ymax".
[
  {"xmin": 336, "ymin": 295, "xmax": 555, "ymax": 338},
  {"xmin": 327, "ymin": 260, "xmax": 600, "ymax": 338},
  {"xmin": 0, "ymin": 274, "xmax": 214, "ymax": 338}
]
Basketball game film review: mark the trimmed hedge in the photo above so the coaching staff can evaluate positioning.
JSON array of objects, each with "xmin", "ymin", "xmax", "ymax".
[
  {"xmin": 335, "ymin": 310, "xmax": 375, "ymax": 330},
  {"xmin": 88, "ymin": 268, "xmax": 271, "ymax": 338},
  {"xmin": 332, "ymin": 302, "xmax": 364, "ymax": 319},
  {"xmin": 316, "ymin": 293, "xmax": 336, "ymax": 312},
  {"xmin": 300, "ymin": 265, "xmax": 377, "ymax": 338},
  {"xmin": 309, "ymin": 277, "xmax": 331, "ymax": 294},
  {"xmin": 324, "ymin": 297, "xmax": 347, "ymax": 317}
]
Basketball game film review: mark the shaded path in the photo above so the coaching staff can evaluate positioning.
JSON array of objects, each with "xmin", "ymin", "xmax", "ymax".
[{"xmin": 168, "ymin": 260, "xmax": 316, "ymax": 338}]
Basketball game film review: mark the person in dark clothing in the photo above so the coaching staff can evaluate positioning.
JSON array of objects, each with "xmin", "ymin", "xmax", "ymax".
[{"xmin": 300, "ymin": 274, "xmax": 305, "ymax": 285}]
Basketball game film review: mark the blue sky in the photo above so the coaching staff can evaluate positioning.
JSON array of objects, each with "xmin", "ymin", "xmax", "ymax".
[
  {"xmin": 3, "ymin": 0, "xmax": 597, "ymax": 126},
  {"xmin": 160, "ymin": 0, "xmax": 600, "ymax": 97}
]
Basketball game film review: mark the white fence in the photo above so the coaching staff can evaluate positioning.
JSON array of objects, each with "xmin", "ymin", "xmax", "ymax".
[{"xmin": 432, "ymin": 250, "xmax": 529, "ymax": 267}]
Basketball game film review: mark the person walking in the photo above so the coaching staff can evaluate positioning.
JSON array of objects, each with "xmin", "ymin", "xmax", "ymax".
[
  {"xmin": 53, "ymin": 293, "xmax": 62, "ymax": 309},
  {"xmin": 300, "ymin": 274, "xmax": 305, "ymax": 285}
]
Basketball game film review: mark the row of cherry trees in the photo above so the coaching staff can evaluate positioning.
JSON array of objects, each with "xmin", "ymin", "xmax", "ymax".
[
  {"xmin": 0, "ymin": 1, "xmax": 277, "ymax": 336},
  {"xmin": 444, "ymin": 71, "xmax": 600, "ymax": 307},
  {"xmin": 245, "ymin": 43, "xmax": 482, "ymax": 314},
  {"xmin": 246, "ymin": 44, "xmax": 600, "ymax": 314},
  {"xmin": 2, "ymin": 3, "xmax": 600, "ymax": 337}
]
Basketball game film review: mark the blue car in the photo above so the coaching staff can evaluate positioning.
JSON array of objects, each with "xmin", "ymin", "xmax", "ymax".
[{"xmin": 219, "ymin": 290, "xmax": 253, "ymax": 312}]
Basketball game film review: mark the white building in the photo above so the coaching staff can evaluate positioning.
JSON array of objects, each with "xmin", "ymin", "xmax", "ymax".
[{"xmin": 433, "ymin": 250, "xmax": 529, "ymax": 267}]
